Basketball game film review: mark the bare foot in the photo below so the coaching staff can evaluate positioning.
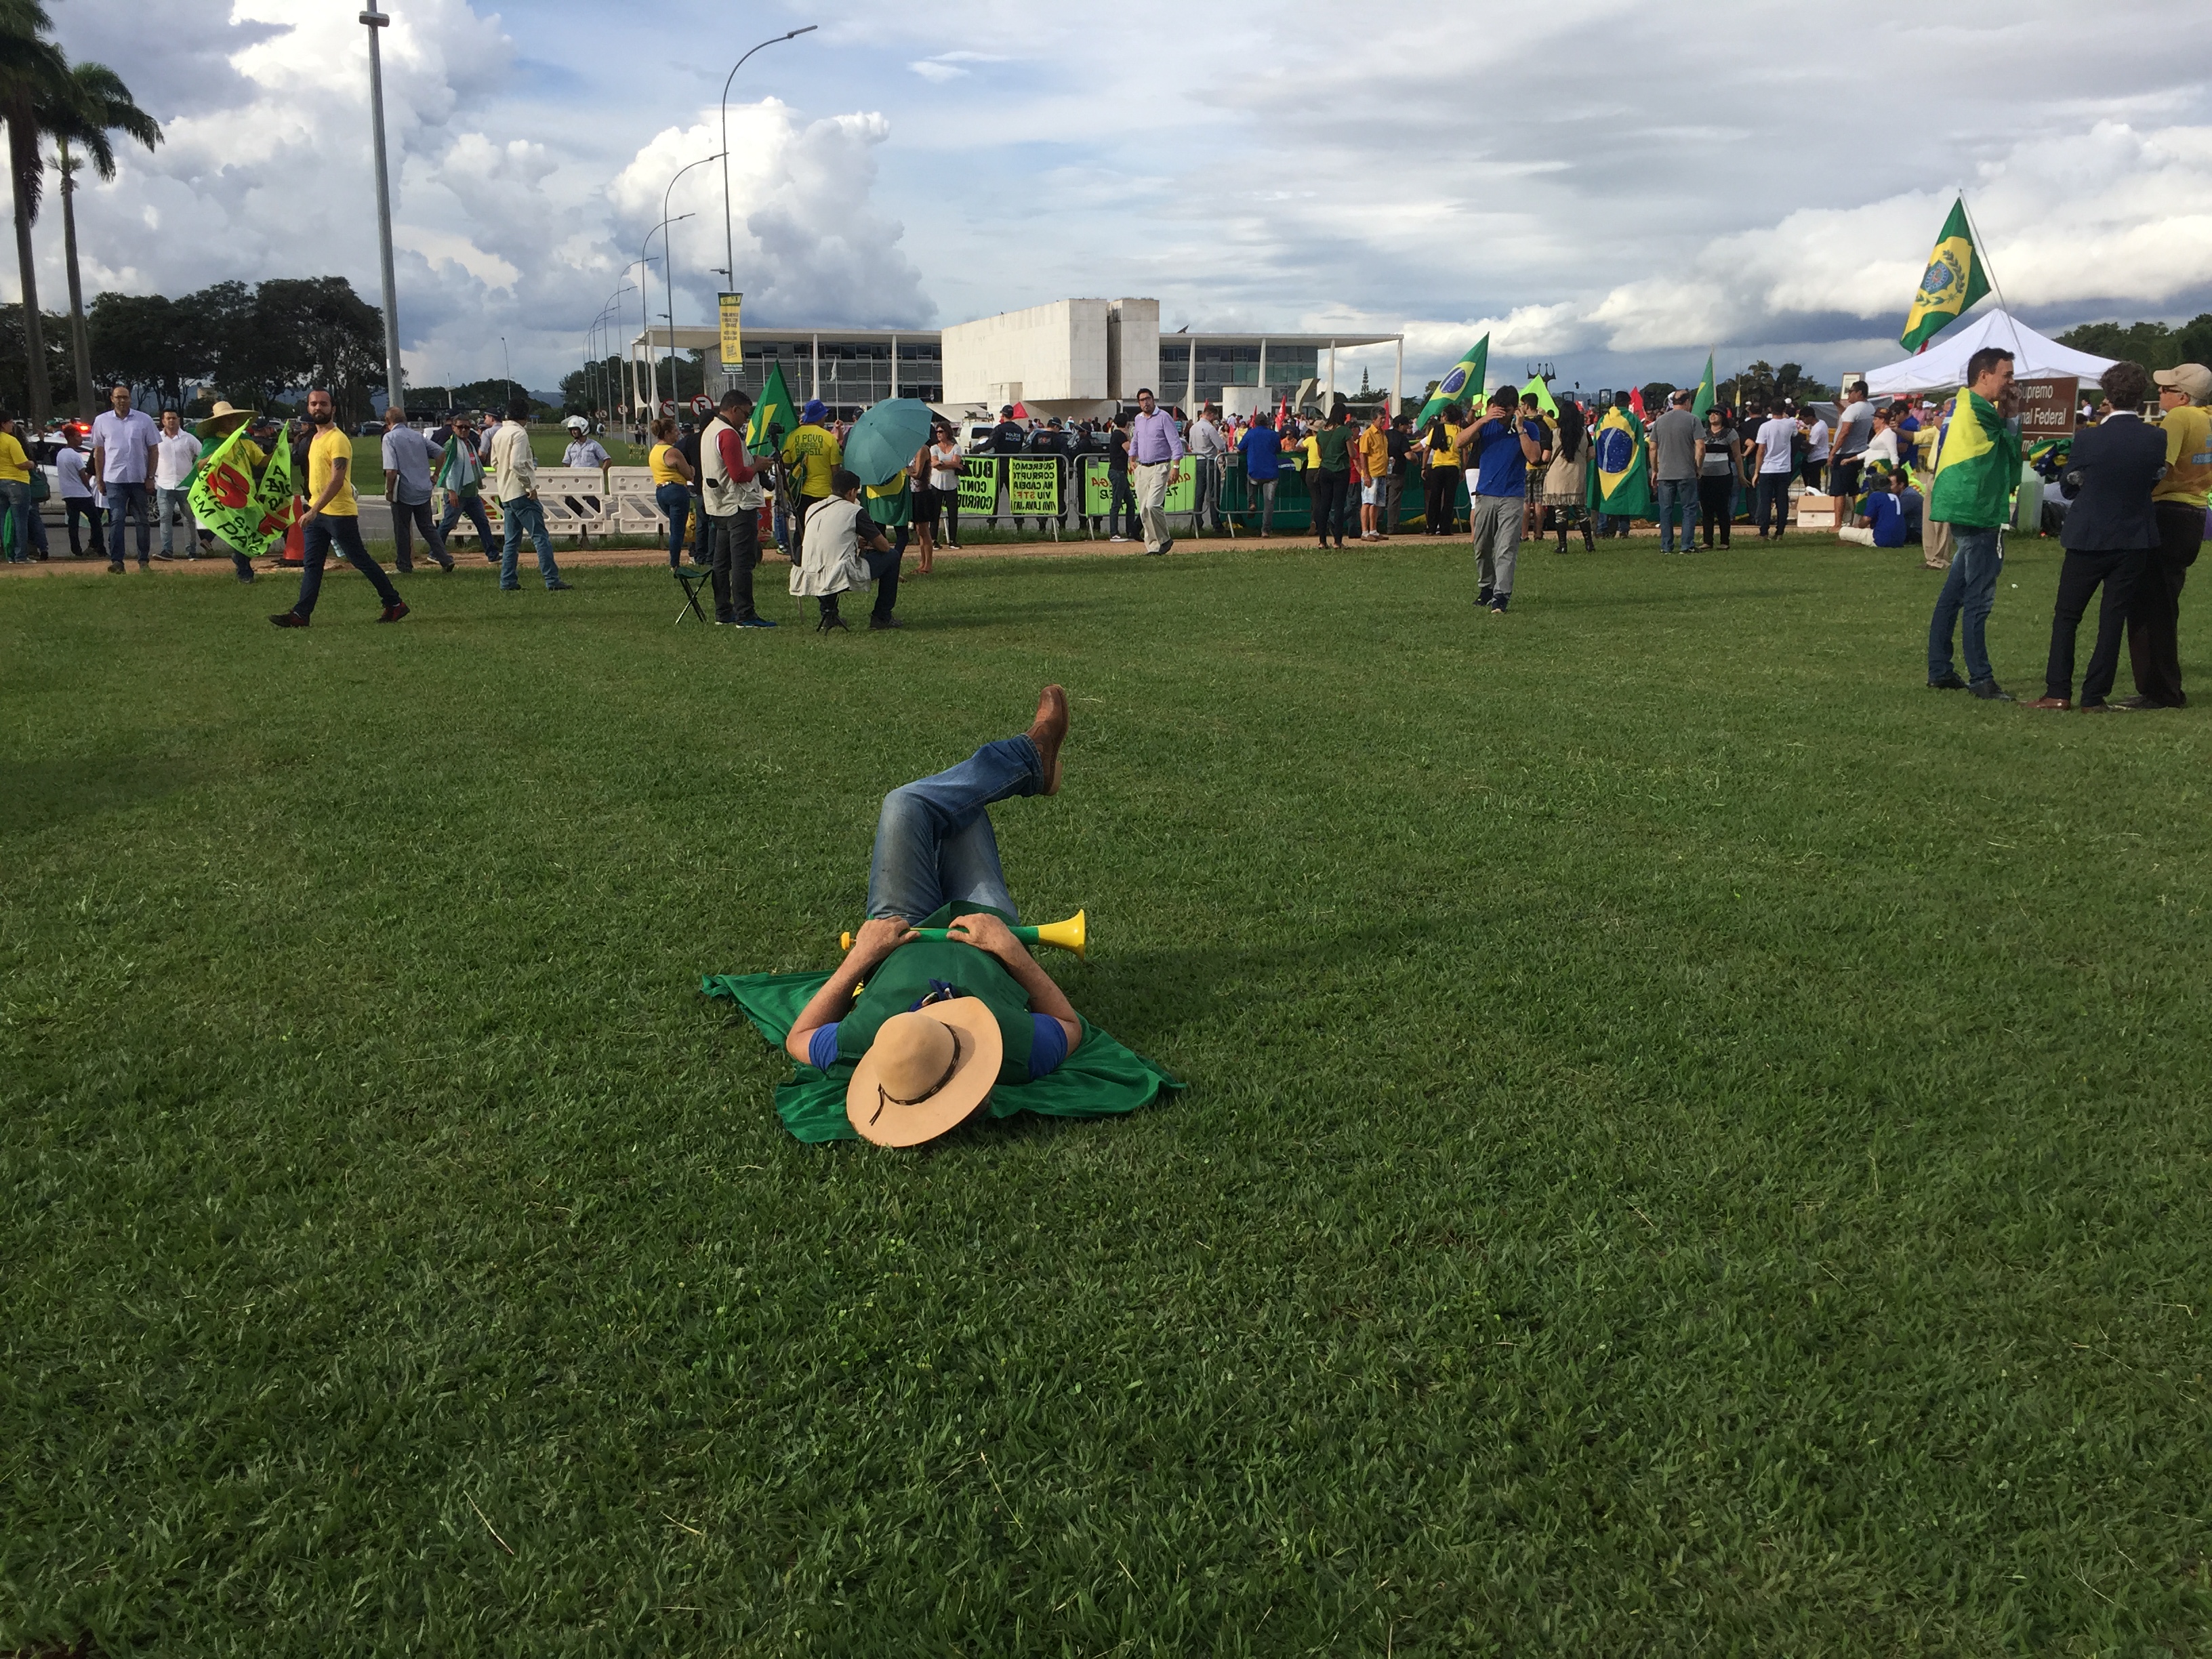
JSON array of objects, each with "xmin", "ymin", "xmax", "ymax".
[{"xmin": 1027, "ymin": 684, "xmax": 1068, "ymax": 795}]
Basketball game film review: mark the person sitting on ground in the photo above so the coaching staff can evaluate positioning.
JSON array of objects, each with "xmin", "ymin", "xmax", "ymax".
[
  {"xmin": 782, "ymin": 687, "xmax": 1079, "ymax": 1145},
  {"xmin": 2026, "ymin": 359, "xmax": 2165, "ymax": 712},
  {"xmin": 1838, "ymin": 466, "xmax": 1909, "ymax": 547},
  {"xmin": 792, "ymin": 466, "xmax": 902, "ymax": 632}
]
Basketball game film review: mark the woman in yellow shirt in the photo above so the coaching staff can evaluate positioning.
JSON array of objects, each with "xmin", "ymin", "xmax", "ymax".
[
  {"xmin": 0, "ymin": 413, "xmax": 35, "ymax": 562},
  {"xmin": 648, "ymin": 415, "xmax": 695, "ymax": 567},
  {"xmin": 1419, "ymin": 408, "xmax": 1462, "ymax": 535}
]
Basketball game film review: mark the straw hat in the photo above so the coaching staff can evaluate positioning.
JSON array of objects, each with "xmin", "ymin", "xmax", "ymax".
[
  {"xmin": 197, "ymin": 401, "xmax": 252, "ymax": 441},
  {"xmin": 845, "ymin": 1001, "xmax": 1003, "ymax": 1147}
]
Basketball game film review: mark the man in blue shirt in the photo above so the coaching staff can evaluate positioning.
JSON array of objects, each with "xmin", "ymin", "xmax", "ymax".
[
  {"xmin": 1839, "ymin": 468, "xmax": 1909, "ymax": 547},
  {"xmin": 1237, "ymin": 412, "xmax": 1284, "ymax": 536},
  {"xmin": 1454, "ymin": 388, "xmax": 1545, "ymax": 612}
]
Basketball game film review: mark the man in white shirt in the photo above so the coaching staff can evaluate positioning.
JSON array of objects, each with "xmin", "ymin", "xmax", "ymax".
[
  {"xmin": 1748, "ymin": 402, "xmax": 1801, "ymax": 540},
  {"xmin": 54, "ymin": 428, "xmax": 100, "ymax": 558},
  {"xmin": 1185, "ymin": 403, "xmax": 1227, "ymax": 535},
  {"xmin": 89, "ymin": 383, "xmax": 161, "ymax": 571},
  {"xmin": 1829, "ymin": 380, "xmax": 1874, "ymax": 497},
  {"xmin": 152, "ymin": 409, "xmax": 205, "ymax": 561},
  {"xmin": 1803, "ymin": 409, "xmax": 1830, "ymax": 489},
  {"xmin": 487, "ymin": 398, "xmax": 570, "ymax": 591},
  {"xmin": 381, "ymin": 403, "xmax": 453, "ymax": 574}
]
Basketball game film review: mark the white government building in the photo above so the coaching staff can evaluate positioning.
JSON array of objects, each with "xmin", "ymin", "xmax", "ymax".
[{"xmin": 623, "ymin": 297, "xmax": 1404, "ymax": 423}]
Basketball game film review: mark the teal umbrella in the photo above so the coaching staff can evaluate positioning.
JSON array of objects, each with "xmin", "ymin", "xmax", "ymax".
[{"xmin": 842, "ymin": 397, "xmax": 936, "ymax": 487}]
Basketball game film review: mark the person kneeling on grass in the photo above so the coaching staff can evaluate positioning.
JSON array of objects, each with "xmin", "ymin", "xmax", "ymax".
[
  {"xmin": 792, "ymin": 467, "xmax": 903, "ymax": 632},
  {"xmin": 1837, "ymin": 467, "xmax": 1909, "ymax": 548},
  {"xmin": 784, "ymin": 687, "xmax": 1079, "ymax": 1145}
]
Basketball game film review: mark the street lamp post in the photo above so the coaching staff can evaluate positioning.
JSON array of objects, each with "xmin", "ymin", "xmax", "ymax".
[
  {"xmin": 499, "ymin": 335, "xmax": 512, "ymax": 407},
  {"xmin": 359, "ymin": 4, "xmax": 406, "ymax": 419},
  {"xmin": 661, "ymin": 157, "xmax": 720, "ymax": 414},
  {"xmin": 644, "ymin": 210, "xmax": 697, "ymax": 420},
  {"xmin": 593, "ymin": 283, "xmax": 632, "ymax": 421},
  {"xmin": 720, "ymin": 26, "xmax": 817, "ymax": 297}
]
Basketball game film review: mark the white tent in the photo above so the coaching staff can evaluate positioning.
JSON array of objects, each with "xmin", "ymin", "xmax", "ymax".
[{"xmin": 1860, "ymin": 309, "xmax": 2116, "ymax": 398}]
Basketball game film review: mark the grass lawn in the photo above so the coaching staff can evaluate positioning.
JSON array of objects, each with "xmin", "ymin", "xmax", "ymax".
[{"xmin": 4, "ymin": 532, "xmax": 2209, "ymax": 1656}]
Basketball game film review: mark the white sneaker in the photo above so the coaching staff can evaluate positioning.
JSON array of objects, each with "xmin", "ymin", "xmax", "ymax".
[{"xmin": 1109, "ymin": 535, "xmax": 1130, "ymax": 543}]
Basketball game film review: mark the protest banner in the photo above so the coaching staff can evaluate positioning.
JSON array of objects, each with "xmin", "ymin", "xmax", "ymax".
[
  {"xmin": 958, "ymin": 456, "xmax": 998, "ymax": 514},
  {"xmin": 1008, "ymin": 457, "xmax": 1060, "ymax": 516},
  {"xmin": 188, "ymin": 414, "xmax": 294, "ymax": 560},
  {"xmin": 718, "ymin": 293, "xmax": 743, "ymax": 368},
  {"xmin": 1080, "ymin": 458, "xmax": 1195, "ymax": 515}
]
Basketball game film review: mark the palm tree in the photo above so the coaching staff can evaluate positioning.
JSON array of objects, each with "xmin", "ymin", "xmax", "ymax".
[
  {"xmin": 48, "ymin": 63, "xmax": 161, "ymax": 414},
  {"xmin": 0, "ymin": 0, "xmax": 65, "ymax": 424}
]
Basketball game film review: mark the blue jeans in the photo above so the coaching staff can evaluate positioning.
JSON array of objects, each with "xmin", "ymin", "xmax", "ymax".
[
  {"xmin": 1927, "ymin": 526, "xmax": 2004, "ymax": 685},
  {"xmin": 499, "ymin": 495, "xmax": 561, "ymax": 588},
  {"xmin": 157, "ymin": 486, "xmax": 196, "ymax": 555},
  {"xmin": 865, "ymin": 735, "xmax": 1046, "ymax": 923},
  {"xmin": 292, "ymin": 513, "xmax": 400, "ymax": 617},
  {"xmin": 657, "ymin": 481, "xmax": 691, "ymax": 566},
  {"xmin": 438, "ymin": 491, "xmax": 496, "ymax": 560},
  {"xmin": 1655, "ymin": 476, "xmax": 1697, "ymax": 552},
  {"xmin": 0, "ymin": 480, "xmax": 28, "ymax": 560},
  {"xmin": 106, "ymin": 481, "xmax": 151, "ymax": 562}
]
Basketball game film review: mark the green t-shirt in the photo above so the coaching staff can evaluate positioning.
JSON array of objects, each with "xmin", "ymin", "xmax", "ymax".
[
  {"xmin": 1311, "ymin": 425, "xmax": 1355, "ymax": 474},
  {"xmin": 830, "ymin": 904, "xmax": 1034, "ymax": 1085}
]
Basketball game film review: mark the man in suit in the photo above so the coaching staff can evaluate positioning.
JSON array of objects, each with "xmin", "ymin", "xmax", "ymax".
[
  {"xmin": 2027, "ymin": 361, "xmax": 2167, "ymax": 711},
  {"xmin": 2118, "ymin": 363, "xmax": 2211, "ymax": 708}
]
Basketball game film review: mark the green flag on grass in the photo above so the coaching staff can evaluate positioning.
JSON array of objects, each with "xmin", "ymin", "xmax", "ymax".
[
  {"xmin": 1691, "ymin": 352, "xmax": 1717, "ymax": 419},
  {"xmin": 1901, "ymin": 197, "xmax": 1990, "ymax": 352},
  {"xmin": 1414, "ymin": 335, "xmax": 1488, "ymax": 429},
  {"xmin": 747, "ymin": 361, "xmax": 796, "ymax": 457}
]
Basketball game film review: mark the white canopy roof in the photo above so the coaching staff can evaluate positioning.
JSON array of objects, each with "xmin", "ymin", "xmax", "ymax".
[{"xmin": 1861, "ymin": 309, "xmax": 2116, "ymax": 397}]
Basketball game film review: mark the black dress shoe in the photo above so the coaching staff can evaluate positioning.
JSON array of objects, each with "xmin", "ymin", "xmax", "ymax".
[
  {"xmin": 1968, "ymin": 679, "xmax": 2014, "ymax": 702},
  {"xmin": 270, "ymin": 611, "xmax": 309, "ymax": 628},
  {"xmin": 868, "ymin": 613, "xmax": 903, "ymax": 630},
  {"xmin": 1928, "ymin": 672, "xmax": 1968, "ymax": 690}
]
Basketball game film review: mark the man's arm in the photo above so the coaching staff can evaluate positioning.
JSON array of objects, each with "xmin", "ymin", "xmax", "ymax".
[
  {"xmin": 1750, "ymin": 440, "xmax": 1768, "ymax": 474},
  {"xmin": 945, "ymin": 912, "xmax": 1082, "ymax": 1050},
  {"xmin": 1517, "ymin": 419, "xmax": 1543, "ymax": 463},
  {"xmin": 785, "ymin": 916, "xmax": 920, "ymax": 1061}
]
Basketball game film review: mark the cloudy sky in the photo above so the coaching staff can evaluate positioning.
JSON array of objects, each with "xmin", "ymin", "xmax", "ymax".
[{"xmin": 32, "ymin": 0, "xmax": 2212, "ymax": 397}]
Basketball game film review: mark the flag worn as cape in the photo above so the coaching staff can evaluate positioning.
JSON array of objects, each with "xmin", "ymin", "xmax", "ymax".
[
  {"xmin": 1415, "ymin": 335, "xmax": 1488, "ymax": 430},
  {"xmin": 702, "ymin": 968, "xmax": 1182, "ymax": 1143},
  {"xmin": 1902, "ymin": 197, "xmax": 1990, "ymax": 352},
  {"xmin": 1928, "ymin": 384, "xmax": 2020, "ymax": 529},
  {"xmin": 747, "ymin": 361, "xmax": 797, "ymax": 457},
  {"xmin": 1586, "ymin": 403, "xmax": 1654, "ymax": 519},
  {"xmin": 1691, "ymin": 353, "xmax": 1717, "ymax": 419},
  {"xmin": 1521, "ymin": 375, "xmax": 1558, "ymax": 417},
  {"xmin": 187, "ymin": 412, "xmax": 293, "ymax": 560}
]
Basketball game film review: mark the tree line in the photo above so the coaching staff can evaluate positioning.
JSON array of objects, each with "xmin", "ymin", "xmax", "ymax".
[
  {"xmin": 2055, "ymin": 314, "xmax": 2212, "ymax": 372},
  {"xmin": 82, "ymin": 276, "xmax": 390, "ymax": 424}
]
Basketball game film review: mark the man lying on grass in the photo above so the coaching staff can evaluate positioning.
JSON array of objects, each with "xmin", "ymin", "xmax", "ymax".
[{"xmin": 783, "ymin": 685, "xmax": 1082, "ymax": 1145}]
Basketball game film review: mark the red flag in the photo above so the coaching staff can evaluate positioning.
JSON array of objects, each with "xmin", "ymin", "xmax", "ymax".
[{"xmin": 1629, "ymin": 386, "xmax": 1646, "ymax": 417}]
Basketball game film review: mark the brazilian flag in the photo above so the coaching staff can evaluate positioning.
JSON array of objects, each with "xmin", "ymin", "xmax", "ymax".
[
  {"xmin": 1901, "ymin": 198, "xmax": 1990, "ymax": 352},
  {"xmin": 1415, "ymin": 335, "xmax": 1488, "ymax": 430},
  {"xmin": 1690, "ymin": 352, "xmax": 1717, "ymax": 419},
  {"xmin": 1586, "ymin": 403, "xmax": 1654, "ymax": 519},
  {"xmin": 747, "ymin": 360, "xmax": 796, "ymax": 457}
]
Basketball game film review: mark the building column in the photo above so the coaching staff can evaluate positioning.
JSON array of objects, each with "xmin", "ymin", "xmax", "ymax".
[
  {"xmin": 890, "ymin": 332, "xmax": 898, "ymax": 401},
  {"xmin": 1328, "ymin": 342, "xmax": 1336, "ymax": 405},
  {"xmin": 1257, "ymin": 338, "xmax": 1267, "ymax": 408},
  {"xmin": 813, "ymin": 333, "xmax": 821, "ymax": 401},
  {"xmin": 1391, "ymin": 336, "xmax": 1403, "ymax": 418},
  {"xmin": 1186, "ymin": 333, "xmax": 1197, "ymax": 414}
]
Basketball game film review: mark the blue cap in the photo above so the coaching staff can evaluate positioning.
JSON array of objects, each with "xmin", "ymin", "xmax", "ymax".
[{"xmin": 802, "ymin": 399, "xmax": 828, "ymax": 423}]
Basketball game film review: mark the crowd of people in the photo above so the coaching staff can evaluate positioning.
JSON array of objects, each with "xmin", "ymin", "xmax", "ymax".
[{"xmin": 6, "ymin": 352, "xmax": 2202, "ymax": 712}]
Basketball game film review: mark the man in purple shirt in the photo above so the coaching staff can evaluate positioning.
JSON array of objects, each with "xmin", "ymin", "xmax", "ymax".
[{"xmin": 1126, "ymin": 388, "xmax": 1184, "ymax": 556}]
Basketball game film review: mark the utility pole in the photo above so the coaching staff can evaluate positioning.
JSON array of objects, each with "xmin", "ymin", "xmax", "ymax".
[{"xmin": 360, "ymin": 5, "xmax": 407, "ymax": 419}]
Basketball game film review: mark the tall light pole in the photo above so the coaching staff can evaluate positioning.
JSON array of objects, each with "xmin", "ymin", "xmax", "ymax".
[
  {"xmin": 720, "ymin": 26, "xmax": 817, "ymax": 295},
  {"xmin": 661, "ymin": 157, "xmax": 720, "ymax": 413},
  {"xmin": 642, "ymin": 212, "xmax": 694, "ymax": 419},
  {"xmin": 499, "ymin": 335, "xmax": 512, "ymax": 406},
  {"xmin": 360, "ymin": 4, "xmax": 406, "ymax": 417},
  {"xmin": 593, "ymin": 283, "xmax": 632, "ymax": 420}
]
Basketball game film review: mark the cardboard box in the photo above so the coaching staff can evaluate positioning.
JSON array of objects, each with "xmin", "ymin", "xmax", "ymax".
[{"xmin": 1796, "ymin": 492, "xmax": 1841, "ymax": 531}]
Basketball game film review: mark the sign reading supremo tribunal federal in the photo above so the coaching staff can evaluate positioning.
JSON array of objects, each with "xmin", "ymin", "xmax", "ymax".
[{"xmin": 2014, "ymin": 377, "xmax": 2078, "ymax": 443}]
